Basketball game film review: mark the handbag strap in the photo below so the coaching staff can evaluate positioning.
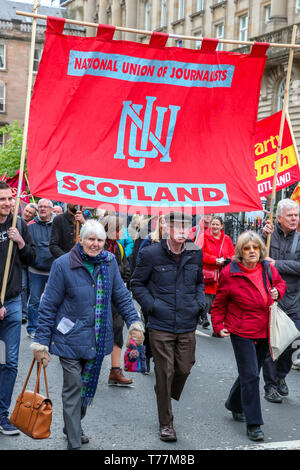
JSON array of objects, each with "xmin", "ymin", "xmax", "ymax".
[
  {"xmin": 19, "ymin": 359, "xmax": 50, "ymax": 400},
  {"xmin": 286, "ymin": 231, "xmax": 299, "ymax": 260},
  {"xmin": 266, "ymin": 263, "xmax": 273, "ymax": 289},
  {"xmin": 219, "ymin": 234, "xmax": 225, "ymax": 257}
]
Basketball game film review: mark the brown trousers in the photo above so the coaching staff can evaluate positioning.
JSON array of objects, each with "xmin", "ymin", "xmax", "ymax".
[{"xmin": 149, "ymin": 328, "xmax": 196, "ymax": 426}]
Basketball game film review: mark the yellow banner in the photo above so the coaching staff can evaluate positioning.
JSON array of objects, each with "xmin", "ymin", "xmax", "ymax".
[{"xmin": 255, "ymin": 144, "xmax": 298, "ymax": 182}]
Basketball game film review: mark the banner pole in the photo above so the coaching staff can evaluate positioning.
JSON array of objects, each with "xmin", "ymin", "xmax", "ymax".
[
  {"xmin": 286, "ymin": 109, "xmax": 300, "ymax": 172},
  {"xmin": 266, "ymin": 25, "xmax": 298, "ymax": 256},
  {"xmin": 15, "ymin": 12, "xmax": 300, "ymax": 50},
  {"xmin": 0, "ymin": 0, "xmax": 39, "ymax": 305},
  {"xmin": 24, "ymin": 170, "xmax": 37, "ymax": 204}
]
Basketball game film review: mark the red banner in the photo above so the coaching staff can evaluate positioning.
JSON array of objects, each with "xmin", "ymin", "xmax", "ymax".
[
  {"xmin": 27, "ymin": 18, "xmax": 268, "ymax": 214},
  {"xmin": 6, "ymin": 171, "xmax": 31, "ymax": 203},
  {"xmin": 254, "ymin": 111, "xmax": 300, "ymax": 197}
]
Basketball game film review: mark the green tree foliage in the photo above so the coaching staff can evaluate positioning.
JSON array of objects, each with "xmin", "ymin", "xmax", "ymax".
[{"xmin": 0, "ymin": 121, "xmax": 25, "ymax": 177}]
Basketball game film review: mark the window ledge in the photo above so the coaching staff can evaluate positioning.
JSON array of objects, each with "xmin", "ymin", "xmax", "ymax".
[
  {"xmin": 190, "ymin": 10, "xmax": 204, "ymax": 20},
  {"xmin": 211, "ymin": 1, "xmax": 227, "ymax": 11}
]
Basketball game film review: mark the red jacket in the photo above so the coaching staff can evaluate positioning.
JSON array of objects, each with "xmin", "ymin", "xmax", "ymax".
[
  {"xmin": 200, "ymin": 229, "xmax": 235, "ymax": 294},
  {"xmin": 211, "ymin": 261, "xmax": 287, "ymax": 339}
]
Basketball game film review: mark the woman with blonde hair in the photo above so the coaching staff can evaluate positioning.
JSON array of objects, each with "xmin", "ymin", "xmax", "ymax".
[{"xmin": 211, "ymin": 231, "xmax": 286, "ymax": 442}]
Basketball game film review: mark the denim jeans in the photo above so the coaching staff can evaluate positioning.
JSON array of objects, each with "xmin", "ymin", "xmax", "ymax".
[
  {"xmin": 27, "ymin": 272, "xmax": 49, "ymax": 335},
  {"xmin": 0, "ymin": 295, "xmax": 22, "ymax": 418}
]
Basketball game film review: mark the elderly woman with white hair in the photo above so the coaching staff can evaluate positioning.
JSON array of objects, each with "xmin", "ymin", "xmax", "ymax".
[
  {"xmin": 211, "ymin": 231, "xmax": 286, "ymax": 442},
  {"xmin": 31, "ymin": 219, "xmax": 144, "ymax": 450}
]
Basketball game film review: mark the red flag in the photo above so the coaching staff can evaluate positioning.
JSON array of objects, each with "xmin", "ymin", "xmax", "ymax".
[
  {"xmin": 254, "ymin": 111, "xmax": 300, "ymax": 197},
  {"xmin": 6, "ymin": 171, "xmax": 31, "ymax": 204},
  {"xmin": 0, "ymin": 172, "xmax": 6, "ymax": 181},
  {"xmin": 27, "ymin": 18, "xmax": 268, "ymax": 214}
]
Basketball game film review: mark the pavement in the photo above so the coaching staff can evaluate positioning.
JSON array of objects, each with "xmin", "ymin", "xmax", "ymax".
[{"xmin": 1, "ymin": 322, "xmax": 300, "ymax": 455}]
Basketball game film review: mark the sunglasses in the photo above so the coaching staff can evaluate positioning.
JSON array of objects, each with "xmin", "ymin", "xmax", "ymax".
[{"xmin": 242, "ymin": 245, "xmax": 260, "ymax": 252}]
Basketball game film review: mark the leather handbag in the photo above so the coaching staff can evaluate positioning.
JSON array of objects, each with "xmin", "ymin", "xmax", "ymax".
[
  {"xmin": 203, "ymin": 268, "xmax": 219, "ymax": 283},
  {"xmin": 10, "ymin": 359, "xmax": 52, "ymax": 439}
]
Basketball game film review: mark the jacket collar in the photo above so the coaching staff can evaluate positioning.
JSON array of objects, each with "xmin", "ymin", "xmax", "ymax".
[
  {"xmin": 230, "ymin": 259, "xmax": 270, "ymax": 274},
  {"xmin": 161, "ymin": 237, "xmax": 200, "ymax": 256},
  {"xmin": 69, "ymin": 244, "xmax": 84, "ymax": 269},
  {"xmin": 276, "ymin": 222, "xmax": 297, "ymax": 239}
]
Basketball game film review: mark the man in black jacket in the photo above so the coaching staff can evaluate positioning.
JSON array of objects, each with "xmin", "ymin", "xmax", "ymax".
[
  {"xmin": 0, "ymin": 182, "xmax": 35, "ymax": 435},
  {"xmin": 131, "ymin": 212, "xmax": 205, "ymax": 442},
  {"xmin": 262, "ymin": 199, "xmax": 300, "ymax": 403},
  {"xmin": 49, "ymin": 204, "xmax": 85, "ymax": 258}
]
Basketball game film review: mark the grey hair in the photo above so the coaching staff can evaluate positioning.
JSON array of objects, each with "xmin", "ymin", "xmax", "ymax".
[
  {"xmin": 234, "ymin": 230, "xmax": 266, "ymax": 263},
  {"xmin": 276, "ymin": 198, "xmax": 299, "ymax": 217},
  {"xmin": 38, "ymin": 198, "xmax": 53, "ymax": 208},
  {"xmin": 80, "ymin": 219, "xmax": 106, "ymax": 241}
]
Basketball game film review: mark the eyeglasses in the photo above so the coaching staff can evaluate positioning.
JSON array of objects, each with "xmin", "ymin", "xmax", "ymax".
[{"xmin": 242, "ymin": 245, "xmax": 260, "ymax": 252}]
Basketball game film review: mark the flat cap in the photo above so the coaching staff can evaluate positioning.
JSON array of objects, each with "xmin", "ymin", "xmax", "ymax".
[{"xmin": 164, "ymin": 212, "xmax": 193, "ymax": 225}]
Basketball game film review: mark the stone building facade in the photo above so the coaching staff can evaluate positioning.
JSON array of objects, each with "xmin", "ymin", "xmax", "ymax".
[
  {"xmin": 64, "ymin": 0, "xmax": 300, "ymax": 161},
  {"xmin": 0, "ymin": 0, "xmax": 84, "ymax": 146}
]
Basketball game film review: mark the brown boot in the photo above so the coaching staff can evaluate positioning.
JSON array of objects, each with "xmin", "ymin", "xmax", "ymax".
[{"xmin": 108, "ymin": 368, "xmax": 133, "ymax": 386}]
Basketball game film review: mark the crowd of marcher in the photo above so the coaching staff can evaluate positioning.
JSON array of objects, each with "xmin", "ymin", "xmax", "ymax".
[{"xmin": 0, "ymin": 178, "xmax": 300, "ymax": 449}]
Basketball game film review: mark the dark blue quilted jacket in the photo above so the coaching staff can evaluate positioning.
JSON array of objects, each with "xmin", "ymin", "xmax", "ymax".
[{"xmin": 34, "ymin": 244, "xmax": 140, "ymax": 359}]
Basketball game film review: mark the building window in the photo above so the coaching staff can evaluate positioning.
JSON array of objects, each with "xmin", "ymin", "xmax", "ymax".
[
  {"xmin": 196, "ymin": 0, "xmax": 203, "ymax": 11},
  {"xmin": 195, "ymin": 30, "xmax": 202, "ymax": 49},
  {"xmin": 216, "ymin": 23, "xmax": 224, "ymax": 51},
  {"xmin": 161, "ymin": 0, "xmax": 167, "ymax": 27},
  {"xmin": 145, "ymin": 0, "xmax": 151, "ymax": 30},
  {"xmin": 178, "ymin": 0, "xmax": 185, "ymax": 20},
  {"xmin": 264, "ymin": 4, "xmax": 271, "ymax": 23},
  {"xmin": 239, "ymin": 14, "xmax": 248, "ymax": 42},
  {"xmin": 176, "ymin": 39, "xmax": 183, "ymax": 47},
  {"xmin": 0, "ymin": 82, "xmax": 5, "ymax": 113},
  {"xmin": 0, "ymin": 44, "xmax": 6, "ymax": 70},
  {"xmin": 296, "ymin": 0, "xmax": 300, "ymax": 12},
  {"xmin": 33, "ymin": 46, "xmax": 43, "ymax": 73}
]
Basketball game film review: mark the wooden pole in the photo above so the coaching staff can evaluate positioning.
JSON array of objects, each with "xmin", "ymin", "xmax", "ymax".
[
  {"xmin": 24, "ymin": 171, "xmax": 37, "ymax": 205},
  {"xmin": 266, "ymin": 25, "xmax": 298, "ymax": 256},
  {"xmin": 0, "ymin": 0, "xmax": 39, "ymax": 305},
  {"xmin": 15, "ymin": 12, "xmax": 300, "ymax": 50},
  {"xmin": 286, "ymin": 109, "xmax": 300, "ymax": 172}
]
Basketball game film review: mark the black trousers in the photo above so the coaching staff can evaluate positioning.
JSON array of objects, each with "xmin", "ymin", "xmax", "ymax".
[
  {"xmin": 226, "ymin": 334, "xmax": 269, "ymax": 426},
  {"xmin": 263, "ymin": 312, "xmax": 300, "ymax": 391}
]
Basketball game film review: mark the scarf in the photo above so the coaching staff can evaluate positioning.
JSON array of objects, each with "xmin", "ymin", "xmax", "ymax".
[{"xmin": 77, "ymin": 243, "xmax": 114, "ymax": 406}]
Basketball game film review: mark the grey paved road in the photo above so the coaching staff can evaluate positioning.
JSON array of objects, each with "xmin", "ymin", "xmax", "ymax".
[{"xmin": 1, "ymin": 323, "xmax": 300, "ymax": 451}]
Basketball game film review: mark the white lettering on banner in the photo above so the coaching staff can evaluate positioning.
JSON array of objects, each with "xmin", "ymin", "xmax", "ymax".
[
  {"xmin": 257, "ymin": 172, "xmax": 291, "ymax": 194},
  {"xmin": 56, "ymin": 171, "xmax": 230, "ymax": 208}
]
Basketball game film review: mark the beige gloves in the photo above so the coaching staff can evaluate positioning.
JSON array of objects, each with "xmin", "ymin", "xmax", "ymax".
[{"xmin": 30, "ymin": 342, "xmax": 51, "ymax": 367}]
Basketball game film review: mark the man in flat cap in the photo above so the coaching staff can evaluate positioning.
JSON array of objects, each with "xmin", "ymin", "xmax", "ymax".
[{"xmin": 131, "ymin": 211, "xmax": 205, "ymax": 442}]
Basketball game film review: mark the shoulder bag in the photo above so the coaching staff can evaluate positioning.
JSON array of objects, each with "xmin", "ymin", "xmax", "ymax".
[
  {"xmin": 203, "ymin": 235, "xmax": 225, "ymax": 283},
  {"xmin": 267, "ymin": 264, "xmax": 300, "ymax": 361},
  {"xmin": 10, "ymin": 359, "xmax": 52, "ymax": 439}
]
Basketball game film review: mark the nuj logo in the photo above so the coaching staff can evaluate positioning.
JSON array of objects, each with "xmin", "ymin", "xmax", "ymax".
[{"xmin": 114, "ymin": 96, "xmax": 180, "ymax": 169}]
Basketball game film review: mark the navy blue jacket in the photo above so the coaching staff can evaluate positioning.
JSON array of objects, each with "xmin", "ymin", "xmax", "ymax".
[
  {"xmin": 131, "ymin": 239, "xmax": 205, "ymax": 333},
  {"xmin": 27, "ymin": 215, "xmax": 54, "ymax": 272},
  {"xmin": 34, "ymin": 245, "xmax": 140, "ymax": 360}
]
